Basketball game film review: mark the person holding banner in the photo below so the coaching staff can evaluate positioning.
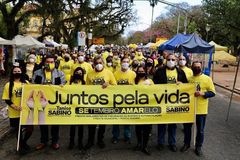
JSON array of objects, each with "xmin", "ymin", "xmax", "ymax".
[
  {"xmin": 134, "ymin": 65, "xmax": 154, "ymax": 155},
  {"xmin": 32, "ymin": 55, "xmax": 66, "ymax": 150},
  {"xmin": 2, "ymin": 65, "xmax": 33, "ymax": 154},
  {"xmin": 181, "ymin": 61, "xmax": 215, "ymax": 156},
  {"xmin": 68, "ymin": 67, "xmax": 86, "ymax": 150},
  {"xmin": 153, "ymin": 53, "xmax": 188, "ymax": 152},
  {"xmin": 85, "ymin": 55, "xmax": 117, "ymax": 149},
  {"xmin": 111, "ymin": 57, "xmax": 136, "ymax": 144}
]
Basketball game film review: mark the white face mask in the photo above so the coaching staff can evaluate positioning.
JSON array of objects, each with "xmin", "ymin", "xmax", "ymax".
[
  {"xmin": 179, "ymin": 60, "xmax": 186, "ymax": 66},
  {"xmin": 95, "ymin": 64, "xmax": 103, "ymax": 71},
  {"xmin": 167, "ymin": 60, "xmax": 176, "ymax": 68},
  {"xmin": 121, "ymin": 62, "xmax": 129, "ymax": 70},
  {"xmin": 107, "ymin": 62, "xmax": 112, "ymax": 67},
  {"xmin": 29, "ymin": 58, "xmax": 35, "ymax": 63},
  {"xmin": 78, "ymin": 56, "xmax": 84, "ymax": 62}
]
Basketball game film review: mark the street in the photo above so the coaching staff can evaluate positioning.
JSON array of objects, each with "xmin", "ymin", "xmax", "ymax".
[{"xmin": 0, "ymin": 86, "xmax": 240, "ymax": 160}]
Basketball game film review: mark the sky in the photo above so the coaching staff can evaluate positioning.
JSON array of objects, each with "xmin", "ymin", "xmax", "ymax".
[{"xmin": 124, "ymin": 0, "xmax": 202, "ymax": 36}]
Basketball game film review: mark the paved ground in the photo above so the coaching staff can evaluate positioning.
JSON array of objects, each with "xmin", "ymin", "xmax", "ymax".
[{"xmin": 0, "ymin": 72, "xmax": 240, "ymax": 160}]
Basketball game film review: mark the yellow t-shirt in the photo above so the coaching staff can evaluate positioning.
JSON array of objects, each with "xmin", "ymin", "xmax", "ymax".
[
  {"xmin": 45, "ymin": 70, "xmax": 52, "ymax": 83},
  {"xmin": 166, "ymin": 68, "xmax": 178, "ymax": 84},
  {"xmin": 26, "ymin": 63, "xmax": 35, "ymax": 79},
  {"xmin": 105, "ymin": 65, "xmax": 114, "ymax": 73},
  {"xmin": 59, "ymin": 60, "xmax": 74, "ymax": 84},
  {"xmin": 181, "ymin": 66, "xmax": 193, "ymax": 81},
  {"xmin": 138, "ymin": 79, "xmax": 154, "ymax": 85},
  {"xmin": 102, "ymin": 51, "xmax": 109, "ymax": 63},
  {"xmin": 189, "ymin": 74, "xmax": 216, "ymax": 114},
  {"xmin": 72, "ymin": 62, "xmax": 93, "ymax": 80},
  {"xmin": 87, "ymin": 68, "xmax": 117, "ymax": 85},
  {"xmin": 2, "ymin": 82, "xmax": 23, "ymax": 118},
  {"xmin": 114, "ymin": 69, "xmax": 136, "ymax": 85}
]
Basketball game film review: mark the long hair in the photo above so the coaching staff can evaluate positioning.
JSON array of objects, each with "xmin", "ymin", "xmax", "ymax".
[
  {"xmin": 145, "ymin": 57, "xmax": 155, "ymax": 75},
  {"xmin": 70, "ymin": 67, "xmax": 86, "ymax": 85},
  {"xmin": 9, "ymin": 66, "xmax": 26, "ymax": 99},
  {"xmin": 134, "ymin": 65, "xmax": 147, "ymax": 85}
]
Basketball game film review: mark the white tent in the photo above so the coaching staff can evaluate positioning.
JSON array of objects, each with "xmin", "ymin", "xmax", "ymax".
[
  {"xmin": 43, "ymin": 39, "xmax": 61, "ymax": 47},
  {"xmin": 143, "ymin": 42, "xmax": 154, "ymax": 48},
  {"xmin": 0, "ymin": 37, "xmax": 14, "ymax": 45},
  {"xmin": 12, "ymin": 35, "xmax": 45, "ymax": 48}
]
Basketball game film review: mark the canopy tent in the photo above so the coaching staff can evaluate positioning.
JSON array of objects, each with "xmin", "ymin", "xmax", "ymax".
[
  {"xmin": 213, "ymin": 51, "xmax": 236, "ymax": 64},
  {"xmin": 60, "ymin": 43, "xmax": 68, "ymax": 49},
  {"xmin": 209, "ymin": 41, "xmax": 228, "ymax": 52},
  {"xmin": 43, "ymin": 39, "xmax": 61, "ymax": 47},
  {"xmin": 12, "ymin": 35, "xmax": 45, "ymax": 48},
  {"xmin": 158, "ymin": 34, "xmax": 192, "ymax": 51},
  {"xmin": 177, "ymin": 33, "xmax": 215, "ymax": 75},
  {"xmin": 0, "ymin": 37, "xmax": 14, "ymax": 45},
  {"xmin": 143, "ymin": 42, "xmax": 154, "ymax": 48},
  {"xmin": 150, "ymin": 39, "xmax": 168, "ymax": 49}
]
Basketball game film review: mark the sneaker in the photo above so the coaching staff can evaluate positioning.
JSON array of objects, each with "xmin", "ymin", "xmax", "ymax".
[
  {"xmin": 52, "ymin": 143, "xmax": 60, "ymax": 150},
  {"xmin": 84, "ymin": 142, "xmax": 94, "ymax": 150},
  {"xmin": 141, "ymin": 147, "xmax": 151, "ymax": 155},
  {"xmin": 157, "ymin": 144, "xmax": 164, "ymax": 151},
  {"xmin": 111, "ymin": 138, "xmax": 118, "ymax": 144},
  {"xmin": 195, "ymin": 147, "xmax": 203, "ymax": 156},
  {"xmin": 169, "ymin": 145, "xmax": 177, "ymax": 152},
  {"xmin": 180, "ymin": 144, "xmax": 190, "ymax": 152},
  {"xmin": 36, "ymin": 143, "xmax": 46, "ymax": 150},
  {"xmin": 97, "ymin": 141, "xmax": 106, "ymax": 149}
]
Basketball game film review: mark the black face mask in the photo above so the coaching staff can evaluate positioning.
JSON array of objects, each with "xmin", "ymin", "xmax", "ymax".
[
  {"xmin": 137, "ymin": 73, "xmax": 146, "ymax": 78},
  {"xmin": 146, "ymin": 62, "xmax": 153, "ymax": 67},
  {"xmin": 13, "ymin": 73, "xmax": 22, "ymax": 79},
  {"xmin": 132, "ymin": 63, "xmax": 138, "ymax": 68},
  {"xmin": 74, "ymin": 74, "xmax": 82, "ymax": 80},
  {"xmin": 192, "ymin": 67, "xmax": 202, "ymax": 75},
  {"xmin": 64, "ymin": 57, "xmax": 70, "ymax": 62}
]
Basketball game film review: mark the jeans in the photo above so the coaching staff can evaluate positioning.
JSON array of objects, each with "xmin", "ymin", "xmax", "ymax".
[
  {"xmin": 157, "ymin": 124, "xmax": 176, "ymax": 145},
  {"xmin": 135, "ymin": 125, "xmax": 151, "ymax": 147},
  {"xmin": 183, "ymin": 115, "xmax": 207, "ymax": 147},
  {"xmin": 112, "ymin": 125, "xmax": 131, "ymax": 140}
]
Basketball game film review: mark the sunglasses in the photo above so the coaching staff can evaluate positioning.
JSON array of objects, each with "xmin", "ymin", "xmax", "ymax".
[{"xmin": 167, "ymin": 59, "xmax": 176, "ymax": 61}]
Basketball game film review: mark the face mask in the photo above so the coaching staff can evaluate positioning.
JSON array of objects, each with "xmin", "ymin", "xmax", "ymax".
[
  {"xmin": 167, "ymin": 60, "xmax": 176, "ymax": 68},
  {"xmin": 132, "ymin": 63, "xmax": 138, "ymax": 68},
  {"xmin": 121, "ymin": 63, "xmax": 129, "ymax": 70},
  {"xmin": 137, "ymin": 72, "xmax": 146, "ymax": 78},
  {"xmin": 64, "ymin": 57, "xmax": 70, "ymax": 62},
  {"xmin": 13, "ymin": 73, "xmax": 21, "ymax": 79},
  {"xmin": 107, "ymin": 62, "xmax": 112, "ymax": 67},
  {"xmin": 45, "ymin": 63, "xmax": 55, "ymax": 70},
  {"xmin": 95, "ymin": 64, "xmax": 103, "ymax": 71},
  {"xmin": 146, "ymin": 62, "xmax": 153, "ymax": 67},
  {"xmin": 78, "ymin": 56, "xmax": 84, "ymax": 62},
  {"xmin": 29, "ymin": 58, "xmax": 35, "ymax": 63},
  {"xmin": 179, "ymin": 60, "xmax": 186, "ymax": 66},
  {"xmin": 74, "ymin": 74, "xmax": 82, "ymax": 79},
  {"xmin": 192, "ymin": 67, "xmax": 202, "ymax": 75}
]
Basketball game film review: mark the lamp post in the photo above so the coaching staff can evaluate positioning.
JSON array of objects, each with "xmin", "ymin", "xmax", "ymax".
[{"xmin": 206, "ymin": 24, "xmax": 211, "ymax": 42}]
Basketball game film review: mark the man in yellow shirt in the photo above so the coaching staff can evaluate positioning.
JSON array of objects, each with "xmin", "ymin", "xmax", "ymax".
[
  {"xmin": 86, "ymin": 56, "xmax": 117, "ymax": 149},
  {"xmin": 181, "ymin": 61, "xmax": 215, "ymax": 156},
  {"xmin": 112, "ymin": 57, "xmax": 136, "ymax": 144},
  {"xmin": 178, "ymin": 55, "xmax": 193, "ymax": 81},
  {"xmin": 72, "ymin": 51, "xmax": 93, "ymax": 80},
  {"xmin": 59, "ymin": 54, "xmax": 73, "ymax": 84}
]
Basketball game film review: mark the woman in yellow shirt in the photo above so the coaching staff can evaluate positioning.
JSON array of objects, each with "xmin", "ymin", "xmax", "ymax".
[
  {"xmin": 2, "ymin": 65, "xmax": 33, "ymax": 154},
  {"xmin": 68, "ymin": 67, "xmax": 85, "ymax": 150},
  {"xmin": 134, "ymin": 65, "xmax": 154, "ymax": 155}
]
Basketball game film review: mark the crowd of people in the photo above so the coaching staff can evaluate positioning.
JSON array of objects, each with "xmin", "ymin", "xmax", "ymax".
[{"xmin": 2, "ymin": 45, "xmax": 215, "ymax": 157}]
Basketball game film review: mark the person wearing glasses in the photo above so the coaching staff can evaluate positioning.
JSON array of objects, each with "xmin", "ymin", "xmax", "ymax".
[{"xmin": 153, "ymin": 53, "xmax": 188, "ymax": 152}]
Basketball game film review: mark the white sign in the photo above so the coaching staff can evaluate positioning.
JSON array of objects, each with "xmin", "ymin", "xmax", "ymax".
[{"xmin": 77, "ymin": 31, "xmax": 86, "ymax": 46}]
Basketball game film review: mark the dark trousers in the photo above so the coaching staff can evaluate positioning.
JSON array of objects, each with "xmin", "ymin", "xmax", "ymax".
[
  {"xmin": 135, "ymin": 125, "xmax": 151, "ymax": 147},
  {"xmin": 112, "ymin": 125, "xmax": 131, "ymax": 140},
  {"xmin": 87, "ymin": 125, "xmax": 105, "ymax": 143},
  {"xmin": 9, "ymin": 118, "xmax": 33, "ymax": 148},
  {"xmin": 40, "ymin": 125, "xmax": 59, "ymax": 144},
  {"xmin": 69, "ymin": 125, "xmax": 83, "ymax": 144},
  {"xmin": 183, "ymin": 115, "xmax": 207, "ymax": 147},
  {"xmin": 157, "ymin": 124, "xmax": 177, "ymax": 145}
]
